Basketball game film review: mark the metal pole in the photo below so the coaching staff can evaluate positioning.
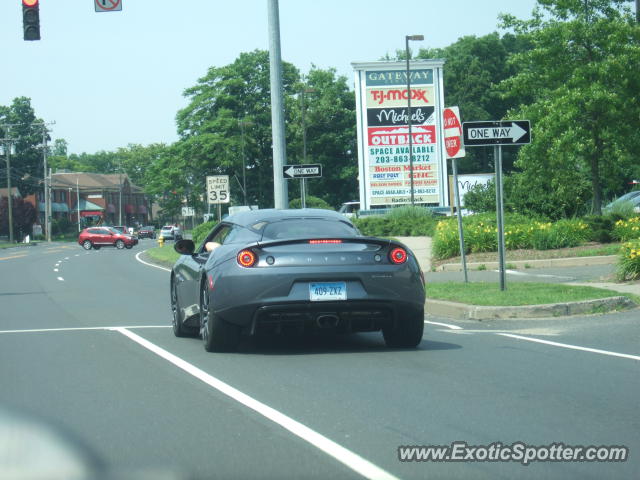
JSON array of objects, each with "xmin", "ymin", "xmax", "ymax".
[
  {"xmin": 5, "ymin": 141, "xmax": 14, "ymax": 243},
  {"xmin": 77, "ymin": 177, "xmax": 81, "ymax": 233},
  {"xmin": 47, "ymin": 167, "xmax": 52, "ymax": 241},
  {"xmin": 452, "ymin": 158, "xmax": 468, "ymax": 283},
  {"xmin": 301, "ymin": 88, "xmax": 307, "ymax": 209},
  {"xmin": 494, "ymin": 145, "xmax": 506, "ymax": 291},
  {"xmin": 267, "ymin": 0, "xmax": 288, "ymax": 209},
  {"xmin": 119, "ymin": 171, "xmax": 122, "ymax": 225},
  {"xmin": 240, "ymin": 120, "xmax": 248, "ymax": 205},
  {"xmin": 406, "ymin": 37, "xmax": 415, "ymax": 206},
  {"xmin": 43, "ymin": 129, "xmax": 51, "ymax": 242}
]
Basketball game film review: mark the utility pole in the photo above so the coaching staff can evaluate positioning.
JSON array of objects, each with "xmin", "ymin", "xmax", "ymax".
[
  {"xmin": 43, "ymin": 125, "xmax": 52, "ymax": 242},
  {"xmin": 1, "ymin": 138, "xmax": 16, "ymax": 243},
  {"xmin": 267, "ymin": 0, "xmax": 288, "ymax": 209}
]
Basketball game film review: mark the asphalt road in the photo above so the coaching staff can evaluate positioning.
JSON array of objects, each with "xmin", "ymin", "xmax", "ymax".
[{"xmin": 1, "ymin": 240, "xmax": 638, "ymax": 479}]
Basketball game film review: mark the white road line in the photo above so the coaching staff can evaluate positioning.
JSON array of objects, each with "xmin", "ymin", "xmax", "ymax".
[
  {"xmin": 498, "ymin": 333, "xmax": 640, "ymax": 362},
  {"xmin": 0, "ymin": 325, "xmax": 171, "ymax": 335},
  {"xmin": 114, "ymin": 327, "xmax": 399, "ymax": 480},
  {"xmin": 424, "ymin": 320, "xmax": 463, "ymax": 330},
  {"xmin": 500, "ymin": 269, "xmax": 574, "ymax": 280},
  {"xmin": 65, "ymin": 257, "xmax": 70, "ymax": 260},
  {"xmin": 57, "ymin": 277, "xmax": 64, "ymax": 282},
  {"xmin": 54, "ymin": 269, "xmax": 58, "ymax": 272},
  {"xmin": 135, "ymin": 251, "xmax": 171, "ymax": 272}
]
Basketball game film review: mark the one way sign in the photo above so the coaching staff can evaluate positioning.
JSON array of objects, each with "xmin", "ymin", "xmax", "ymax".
[
  {"xmin": 283, "ymin": 164, "xmax": 323, "ymax": 179},
  {"xmin": 462, "ymin": 120, "xmax": 531, "ymax": 146}
]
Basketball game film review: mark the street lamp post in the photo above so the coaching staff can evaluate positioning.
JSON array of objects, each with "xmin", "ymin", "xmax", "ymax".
[
  {"xmin": 405, "ymin": 34, "xmax": 424, "ymax": 206},
  {"xmin": 239, "ymin": 119, "xmax": 252, "ymax": 206}
]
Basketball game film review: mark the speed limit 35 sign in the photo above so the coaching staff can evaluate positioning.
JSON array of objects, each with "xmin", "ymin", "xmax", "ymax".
[{"xmin": 206, "ymin": 175, "xmax": 230, "ymax": 204}]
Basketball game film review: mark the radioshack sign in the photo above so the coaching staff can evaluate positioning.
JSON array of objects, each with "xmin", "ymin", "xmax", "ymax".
[{"xmin": 352, "ymin": 60, "xmax": 448, "ymax": 208}]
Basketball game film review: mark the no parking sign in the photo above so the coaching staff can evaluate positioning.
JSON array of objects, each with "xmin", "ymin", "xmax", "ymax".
[{"xmin": 95, "ymin": 0, "xmax": 122, "ymax": 12}]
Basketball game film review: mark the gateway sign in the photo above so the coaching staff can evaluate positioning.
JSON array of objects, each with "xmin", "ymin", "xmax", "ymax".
[{"xmin": 352, "ymin": 60, "xmax": 448, "ymax": 208}]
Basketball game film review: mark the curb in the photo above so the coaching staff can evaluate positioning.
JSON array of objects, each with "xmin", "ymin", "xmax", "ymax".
[
  {"xmin": 437, "ymin": 255, "xmax": 618, "ymax": 272},
  {"xmin": 426, "ymin": 296, "xmax": 637, "ymax": 320}
]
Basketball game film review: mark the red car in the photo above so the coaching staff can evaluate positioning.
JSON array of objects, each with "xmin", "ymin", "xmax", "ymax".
[{"xmin": 78, "ymin": 227, "xmax": 138, "ymax": 250}]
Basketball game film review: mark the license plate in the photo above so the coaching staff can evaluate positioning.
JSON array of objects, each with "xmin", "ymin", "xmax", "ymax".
[{"xmin": 309, "ymin": 282, "xmax": 347, "ymax": 301}]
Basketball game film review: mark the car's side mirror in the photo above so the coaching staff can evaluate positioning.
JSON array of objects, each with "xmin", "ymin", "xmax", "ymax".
[{"xmin": 174, "ymin": 239, "xmax": 195, "ymax": 255}]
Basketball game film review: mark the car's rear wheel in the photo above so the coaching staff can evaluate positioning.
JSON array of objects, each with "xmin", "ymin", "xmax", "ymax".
[
  {"xmin": 171, "ymin": 280, "xmax": 197, "ymax": 337},
  {"xmin": 200, "ymin": 282, "xmax": 240, "ymax": 352},
  {"xmin": 382, "ymin": 307, "xmax": 424, "ymax": 348},
  {"xmin": 82, "ymin": 240, "xmax": 92, "ymax": 250},
  {"xmin": 125, "ymin": 244, "xmax": 133, "ymax": 249},
  {"xmin": 115, "ymin": 239, "xmax": 125, "ymax": 249}
]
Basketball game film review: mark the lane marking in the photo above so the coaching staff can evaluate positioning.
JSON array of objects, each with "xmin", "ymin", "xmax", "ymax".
[
  {"xmin": 54, "ymin": 269, "xmax": 59, "ymax": 272},
  {"xmin": 498, "ymin": 333, "xmax": 640, "ymax": 362},
  {"xmin": 57, "ymin": 277, "xmax": 64, "ymax": 282},
  {"xmin": 0, "ymin": 325, "xmax": 171, "ymax": 335},
  {"xmin": 114, "ymin": 327, "xmax": 400, "ymax": 480},
  {"xmin": 0, "ymin": 254, "xmax": 28, "ymax": 261},
  {"xmin": 135, "ymin": 251, "xmax": 171, "ymax": 272},
  {"xmin": 424, "ymin": 320, "xmax": 462, "ymax": 330}
]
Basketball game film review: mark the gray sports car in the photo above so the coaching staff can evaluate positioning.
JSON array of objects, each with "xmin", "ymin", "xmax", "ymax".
[{"xmin": 170, "ymin": 208, "xmax": 425, "ymax": 352}]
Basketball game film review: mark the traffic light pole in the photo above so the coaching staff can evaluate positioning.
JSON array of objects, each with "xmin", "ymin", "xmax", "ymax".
[{"xmin": 2, "ymin": 138, "xmax": 16, "ymax": 243}]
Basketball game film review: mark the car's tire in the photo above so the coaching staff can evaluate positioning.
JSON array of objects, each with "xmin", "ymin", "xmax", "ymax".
[
  {"xmin": 171, "ymin": 280, "xmax": 197, "ymax": 337},
  {"xmin": 125, "ymin": 244, "xmax": 133, "ymax": 249},
  {"xmin": 115, "ymin": 239, "xmax": 125, "ymax": 249},
  {"xmin": 200, "ymin": 282, "xmax": 240, "ymax": 352},
  {"xmin": 82, "ymin": 240, "xmax": 92, "ymax": 250},
  {"xmin": 382, "ymin": 307, "xmax": 424, "ymax": 348}
]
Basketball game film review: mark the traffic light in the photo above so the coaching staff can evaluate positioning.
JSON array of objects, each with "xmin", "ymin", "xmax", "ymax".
[{"xmin": 22, "ymin": 0, "xmax": 40, "ymax": 41}]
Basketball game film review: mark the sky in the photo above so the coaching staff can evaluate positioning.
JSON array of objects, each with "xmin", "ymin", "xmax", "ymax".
[{"xmin": 1, "ymin": 0, "xmax": 539, "ymax": 155}]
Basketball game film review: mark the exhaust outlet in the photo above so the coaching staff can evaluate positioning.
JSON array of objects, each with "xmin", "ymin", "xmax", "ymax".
[{"xmin": 316, "ymin": 314, "xmax": 339, "ymax": 328}]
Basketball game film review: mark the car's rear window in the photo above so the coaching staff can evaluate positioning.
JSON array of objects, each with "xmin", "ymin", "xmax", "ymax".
[{"xmin": 262, "ymin": 218, "xmax": 358, "ymax": 240}]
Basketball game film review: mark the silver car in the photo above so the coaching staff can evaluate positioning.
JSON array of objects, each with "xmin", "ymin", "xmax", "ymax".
[{"xmin": 170, "ymin": 209, "xmax": 425, "ymax": 352}]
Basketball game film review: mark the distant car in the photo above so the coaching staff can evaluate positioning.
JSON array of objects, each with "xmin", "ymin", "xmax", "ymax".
[
  {"xmin": 603, "ymin": 191, "xmax": 640, "ymax": 213},
  {"xmin": 138, "ymin": 226, "xmax": 156, "ymax": 239},
  {"xmin": 170, "ymin": 208, "xmax": 425, "ymax": 352},
  {"xmin": 338, "ymin": 201, "xmax": 360, "ymax": 218},
  {"xmin": 78, "ymin": 227, "xmax": 138, "ymax": 250},
  {"xmin": 160, "ymin": 225, "xmax": 182, "ymax": 241}
]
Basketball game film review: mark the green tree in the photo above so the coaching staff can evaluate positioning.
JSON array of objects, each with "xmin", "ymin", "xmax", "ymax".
[
  {"xmin": 500, "ymin": 0, "xmax": 640, "ymax": 217},
  {"xmin": 176, "ymin": 50, "xmax": 299, "ymax": 209},
  {"xmin": 288, "ymin": 67, "xmax": 357, "ymax": 208},
  {"xmin": 0, "ymin": 97, "xmax": 47, "ymax": 197},
  {"xmin": 418, "ymin": 33, "xmax": 532, "ymax": 174}
]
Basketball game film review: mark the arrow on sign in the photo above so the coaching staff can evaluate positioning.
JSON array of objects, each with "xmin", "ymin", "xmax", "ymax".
[
  {"xmin": 466, "ymin": 122, "xmax": 527, "ymax": 143},
  {"xmin": 283, "ymin": 164, "xmax": 322, "ymax": 179}
]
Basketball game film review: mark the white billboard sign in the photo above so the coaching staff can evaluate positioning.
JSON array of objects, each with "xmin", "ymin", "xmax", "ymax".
[{"xmin": 352, "ymin": 60, "xmax": 448, "ymax": 209}]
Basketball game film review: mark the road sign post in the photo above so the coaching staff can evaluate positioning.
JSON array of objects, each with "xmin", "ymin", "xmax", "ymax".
[
  {"xmin": 462, "ymin": 119, "xmax": 531, "ymax": 291},
  {"xmin": 444, "ymin": 107, "xmax": 468, "ymax": 283}
]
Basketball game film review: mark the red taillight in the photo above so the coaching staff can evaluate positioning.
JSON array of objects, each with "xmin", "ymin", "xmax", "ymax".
[
  {"xmin": 389, "ymin": 247, "xmax": 407, "ymax": 264},
  {"xmin": 237, "ymin": 249, "xmax": 257, "ymax": 267},
  {"xmin": 208, "ymin": 274, "xmax": 214, "ymax": 290},
  {"xmin": 309, "ymin": 239, "xmax": 343, "ymax": 244}
]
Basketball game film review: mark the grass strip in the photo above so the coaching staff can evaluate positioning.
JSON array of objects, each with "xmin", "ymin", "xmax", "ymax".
[
  {"xmin": 145, "ymin": 245, "xmax": 180, "ymax": 266},
  {"xmin": 426, "ymin": 281, "xmax": 638, "ymax": 306}
]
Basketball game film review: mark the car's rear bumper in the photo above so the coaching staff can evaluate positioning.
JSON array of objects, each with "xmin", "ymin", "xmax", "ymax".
[{"xmin": 208, "ymin": 263, "xmax": 425, "ymax": 334}]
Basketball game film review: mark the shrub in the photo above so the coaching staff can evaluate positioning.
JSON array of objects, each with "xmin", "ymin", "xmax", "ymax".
[
  {"xmin": 289, "ymin": 195, "xmax": 334, "ymax": 210},
  {"xmin": 612, "ymin": 217, "xmax": 640, "ymax": 242},
  {"xmin": 353, "ymin": 206, "xmax": 438, "ymax": 237},
  {"xmin": 191, "ymin": 220, "xmax": 216, "ymax": 246},
  {"xmin": 617, "ymin": 240, "xmax": 640, "ymax": 281},
  {"xmin": 432, "ymin": 214, "xmax": 590, "ymax": 259}
]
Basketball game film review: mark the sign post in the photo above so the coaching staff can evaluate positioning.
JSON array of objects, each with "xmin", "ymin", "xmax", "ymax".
[
  {"xmin": 444, "ymin": 107, "xmax": 468, "ymax": 283},
  {"xmin": 206, "ymin": 175, "xmax": 230, "ymax": 222},
  {"xmin": 462, "ymin": 120, "xmax": 531, "ymax": 291}
]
